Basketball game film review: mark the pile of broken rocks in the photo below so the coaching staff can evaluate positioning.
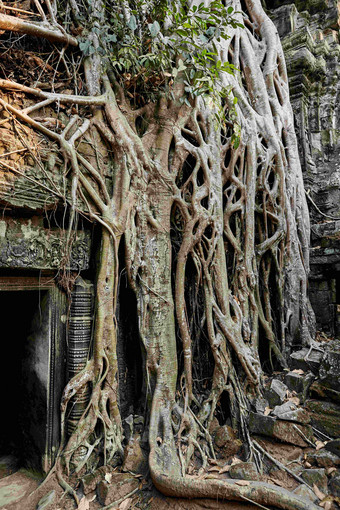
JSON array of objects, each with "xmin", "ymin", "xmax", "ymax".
[{"xmin": 244, "ymin": 339, "xmax": 340, "ymax": 509}]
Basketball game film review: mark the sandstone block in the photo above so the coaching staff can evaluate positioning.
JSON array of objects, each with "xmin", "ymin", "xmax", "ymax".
[
  {"xmin": 305, "ymin": 399, "xmax": 340, "ymax": 438},
  {"xmin": 290, "ymin": 348, "xmax": 323, "ymax": 374},
  {"xmin": 300, "ymin": 468, "xmax": 328, "ymax": 493},
  {"xmin": 264, "ymin": 379, "xmax": 288, "ymax": 407},
  {"xmin": 229, "ymin": 461, "xmax": 260, "ymax": 481},
  {"xmin": 272, "ymin": 401, "xmax": 310, "ymax": 424},
  {"xmin": 249, "ymin": 412, "xmax": 314, "ymax": 447}
]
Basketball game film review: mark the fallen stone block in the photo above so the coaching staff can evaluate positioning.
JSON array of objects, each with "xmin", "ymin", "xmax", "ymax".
[
  {"xmin": 122, "ymin": 435, "xmax": 148, "ymax": 474},
  {"xmin": 325, "ymin": 439, "xmax": 340, "ymax": 458},
  {"xmin": 249, "ymin": 413, "xmax": 277, "ymax": 437},
  {"xmin": 309, "ymin": 380, "xmax": 340, "ymax": 404},
  {"xmin": 305, "ymin": 450, "xmax": 340, "ymax": 468},
  {"xmin": 284, "ymin": 371, "xmax": 314, "ymax": 401},
  {"xmin": 214, "ymin": 425, "xmax": 242, "ymax": 456},
  {"xmin": 229, "ymin": 461, "xmax": 260, "ymax": 481},
  {"xmin": 264, "ymin": 379, "xmax": 288, "ymax": 407},
  {"xmin": 305, "ymin": 399, "xmax": 340, "ymax": 438},
  {"xmin": 272, "ymin": 401, "xmax": 310, "ymax": 424},
  {"xmin": 319, "ymin": 340, "xmax": 340, "ymax": 392},
  {"xmin": 36, "ymin": 490, "xmax": 55, "ymax": 510},
  {"xmin": 249, "ymin": 412, "xmax": 314, "ymax": 447},
  {"xmin": 254, "ymin": 396, "xmax": 268, "ymax": 414},
  {"xmin": 300, "ymin": 468, "xmax": 328, "ymax": 493},
  {"xmin": 290, "ymin": 348, "xmax": 323, "ymax": 374},
  {"xmin": 81, "ymin": 465, "xmax": 114, "ymax": 495},
  {"xmin": 214, "ymin": 425, "xmax": 236, "ymax": 447},
  {"xmin": 97, "ymin": 473, "xmax": 138, "ymax": 506},
  {"xmin": 292, "ymin": 484, "xmax": 317, "ymax": 503}
]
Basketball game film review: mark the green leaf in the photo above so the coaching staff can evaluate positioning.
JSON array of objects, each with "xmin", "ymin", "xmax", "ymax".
[
  {"xmin": 79, "ymin": 40, "xmax": 93, "ymax": 56},
  {"xmin": 175, "ymin": 29, "xmax": 188, "ymax": 37},
  {"xmin": 199, "ymin": 34, "xmax": 208, "ymax": 43},
  {"xmin": 149, "ymin": 20, "xmax": 160, "ymax": 38},
  {"xmin": 177, "ymin": 59, "xmax": 187, "ymax": 72},
  {"xmin": 128, "ymin": 15, "xmax": 137, "ymax": 32},
  {"xmin": 106, "ymin": 34, "xmax": 117, "ymax": 43},
  {"xmin": 227, "ymin": 6, "xmax": 234, "ymax": 14}
]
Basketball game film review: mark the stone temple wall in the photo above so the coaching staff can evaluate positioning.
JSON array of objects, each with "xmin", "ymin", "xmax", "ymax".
[{"xmin": 266, "ymin": 0, "xmax": 340, "ymax": 336}]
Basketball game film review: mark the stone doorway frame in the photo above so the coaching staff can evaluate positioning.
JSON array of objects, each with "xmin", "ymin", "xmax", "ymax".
[{"xmin": 0, "ymin": 275, "xmax": 67, "ymax": 472}]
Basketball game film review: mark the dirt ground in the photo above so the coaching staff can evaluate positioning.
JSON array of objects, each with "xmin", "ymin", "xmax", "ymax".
[
  {"xmin": 0, "ymin": 467, "xmax": 260, "ymax": 510},
  {"xmin": 0, "ymin": 440, "xmax": 325, "ymax": 510}
]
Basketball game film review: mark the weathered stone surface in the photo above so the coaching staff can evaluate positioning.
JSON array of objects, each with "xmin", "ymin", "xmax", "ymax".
[
  {"xmin": 300, "ymin": 469, "xmax": 328, "ymax": 493},
  {"xmin": 306, "ymin": 450, "xmax": 340, "ymax": 468},
  {"xmin": 249, "ymin": 412, "xmax": 314, "ymax": 447},
  {"xmin": 249, "ymin": 413, "xmax": 276, "ymax": 437},
  {"xmin": 97, "ymin": 473, "xmax": 138, "ymax": 506},
  {"xmin": 309, "ymin": 380, "xmax": 340, "ymax": 404},
  {"xmin": 229, "ymin": 462, "xmax": 260, "ymax": 481},
  {"xmin": 329, "ymin": 473, "xmax": 340, "ymax": 498},
  {"xmin": 272, "ymin": 421, "xmax": 314, "ymax": 448},
  {"xmin": 0, "ymin": 217, "xmax": 91, "ymax": 270},
  {"xmin": 36, "ymin": 490, "xmax": 55, "ymax": 510},
  {"xmin": 213, "ymin": 425, "xmax": 242, "ymax": 456},
  {"xmin": 319, "ymin": 340, "xmax": 340, "ymax": 392},
  {"xmin": 214, "ymin": 425, "xmax": 236, "ymax": 447},
  {"xmin": 122, "ymin": 435, "xmax": 148, "ymax": 474},
  {"xmin": 0, "ymin": 471, "xmax": 39, "ymax": 508},
  {"xmin": 254, "ymin": 397, "xmax": 268, "ymax": 414},
  {"xmin": 290, "ymin": 349, "xmax": 323, "ymax": 374},
  {"xmin": 272, "ymin": 402, "xmax": 310, "ymax": 424},
  {"xmin": 292, "ymin": 484, "xmax": 317, "ymax": 504},
  {"xmin": 305, "ymin": 400, "xmax": 340, "ymax": 438},
  {"xmin": 264, "ymin": 379, "xmax": 288, "ymax": 407},
  {"xmin": 325, "ymin": 439, "xmax": 340, "ymax": 458},
  {"xmin": 81, "ymin": 465, "xmax": 114, "ymax": 495},
  {"xmin": 284, "ymin": 371, "xmax": 314, "ymax": 401}
]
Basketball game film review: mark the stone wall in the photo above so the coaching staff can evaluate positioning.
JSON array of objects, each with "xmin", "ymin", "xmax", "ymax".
[
  {"xmin": 266, "ymin": 0, "xmax": 340, "ymax": 335},
  {"xmin": 266, "ymin": 0, "xmax": 340, "ymax": 220}
]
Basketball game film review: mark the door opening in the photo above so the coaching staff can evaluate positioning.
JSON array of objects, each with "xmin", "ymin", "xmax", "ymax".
[{"xmin": 0, "ymin": 290, "xmax": 49, "ymax": 471}]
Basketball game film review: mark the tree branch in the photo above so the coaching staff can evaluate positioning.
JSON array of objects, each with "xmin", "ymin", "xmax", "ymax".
[
  {"xmin": 0, "ymin": 79, "xmax": 106, "ymax": 106},
  {"xmin": 0, "ymin": 13, "xmax": 78, "ymax": 46}
]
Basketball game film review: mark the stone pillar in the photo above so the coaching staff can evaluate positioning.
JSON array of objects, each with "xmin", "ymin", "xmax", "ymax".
[{"xmin": 67, "ymin": 277, "xmax": 94, "ymax": 435}]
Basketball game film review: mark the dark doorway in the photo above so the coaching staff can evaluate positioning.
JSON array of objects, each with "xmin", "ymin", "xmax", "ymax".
[{"xmin": 0, "ymin": 290, "xmax": 48, "ymax": 471}]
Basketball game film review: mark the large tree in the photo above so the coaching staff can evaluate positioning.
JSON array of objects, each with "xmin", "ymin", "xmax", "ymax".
[{"xmin": 0, "ymin": 0, "xmax": 315, "ymax": 508}]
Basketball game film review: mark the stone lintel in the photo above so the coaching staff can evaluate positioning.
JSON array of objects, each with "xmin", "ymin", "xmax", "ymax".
[{"xmin": 0, "ymin": 217, "xmax": 91, "ymax": 270}]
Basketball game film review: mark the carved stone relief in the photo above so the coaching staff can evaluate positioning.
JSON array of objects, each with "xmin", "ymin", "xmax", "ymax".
[{"xmin": 0, "ymin": 217, "xmax": 91, "ymax": 270}]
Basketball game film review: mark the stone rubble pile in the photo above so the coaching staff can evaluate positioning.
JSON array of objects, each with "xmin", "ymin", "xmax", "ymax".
[{"xmin": 245, "ymin": 339, "xmax": 340, "ymax": 507}]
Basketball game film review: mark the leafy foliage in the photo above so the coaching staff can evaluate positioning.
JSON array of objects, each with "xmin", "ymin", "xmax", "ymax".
[{"xmin": 79, "ymin": 0, "xmax": 243, "ymax": 116}]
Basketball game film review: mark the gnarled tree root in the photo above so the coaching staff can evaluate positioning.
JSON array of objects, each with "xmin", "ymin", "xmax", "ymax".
[{"xmin": 150, "ymin": 464, "xmax": 320, "ymax": 510}]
